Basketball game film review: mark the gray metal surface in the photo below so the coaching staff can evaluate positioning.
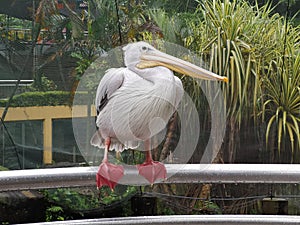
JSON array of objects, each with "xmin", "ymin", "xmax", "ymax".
[
  {"xmin": 17, "ymin": 215, "xmax": 300, "ymax": 225},
  {"xmin": 1, "ymin": 164, "xmax": 300, "ymax": 191}
]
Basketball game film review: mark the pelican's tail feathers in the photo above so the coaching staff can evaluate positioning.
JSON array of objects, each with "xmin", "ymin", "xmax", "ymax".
[
  {"xmin": 124, "ymin": 141, "xmax": 140, "ymax": 150},
  {"xmin": 110, "ymin": 140, "xmax": 140, "ymax": 152},
  {"xmin": 110, "ymin": 143, "xmax": 125, "ymax": 152},
  {"xmin": 90, "ymin": 132, "xmax": 140, "ymax": 152},
  {"xmin": 90, "ymin": 131, "xmax": 105, "ymax": 149}
]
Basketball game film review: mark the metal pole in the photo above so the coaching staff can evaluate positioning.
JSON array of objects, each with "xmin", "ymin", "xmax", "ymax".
[
  {"xmin": 1, "ymin": 125, "xmax": 4, "ymax": 166},
  {"xmin": 22, "ymin": 122, "xmax": 25, "ymax": 169},
  {"xmin": 2, "ymin": 164, "xmax": 300, "ymax": 191},
  {"xmin": 16, "ymin": 215, "xmax": 300, "ymax": 225}
]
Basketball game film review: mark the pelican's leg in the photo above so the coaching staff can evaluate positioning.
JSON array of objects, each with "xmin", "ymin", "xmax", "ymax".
[
  {"xmin": 137, "ymin": 139, "xmax": 167, "ymax": 184},
  {"xmin": 96, "ymin": 138, "xmax": 124, "ymax": 190}
]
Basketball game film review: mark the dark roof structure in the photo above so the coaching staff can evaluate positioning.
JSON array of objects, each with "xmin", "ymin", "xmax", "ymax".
[
  {"xmin": 0, "ymin": 0, "xmax": 37, "ymax": 20},
  {"xmin": 0, "ymin": 0, "xmax": 88, "ymax": 20}
]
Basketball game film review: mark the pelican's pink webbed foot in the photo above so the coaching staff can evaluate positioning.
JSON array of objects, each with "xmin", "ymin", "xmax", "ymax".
[
  {"xmin": 137, "ymin": 160, "xmax": 167, "ymax": 184},
  {"xmin": 137, "ymin": 140, "xmax": 167, "ymax": 184},
  {"xmin": 96, "ymin": 138, "xmax": 124, "ymax": 190},
  {"xmin": 96, "ymin": 161, "xmax": 124, "ymax": 190}
]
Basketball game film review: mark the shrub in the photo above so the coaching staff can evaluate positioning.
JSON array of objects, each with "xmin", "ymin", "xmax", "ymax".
[{"xmin": 0, "ymin": 91, "xmax": 90, "ymax": 107}]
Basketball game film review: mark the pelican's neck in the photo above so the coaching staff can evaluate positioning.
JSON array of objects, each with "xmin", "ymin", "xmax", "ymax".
[
  {"xmin": 126, "ymin": 65, "xmax": 181, "ymax": 116},
  {"xmin": 135, "ymin": 66, "xmax": 178, "ymax": 108},
  {"xmin": 130, "ymin": 66, "xmax": 175, "ymax": 85}
]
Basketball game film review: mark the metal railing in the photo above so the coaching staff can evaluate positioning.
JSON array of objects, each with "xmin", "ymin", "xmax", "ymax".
[
  {"xmin": 0, "ymin": 80, "xmax": 34, "ymax": 87},
  {"xmin": 0, "ymin": 79, "xmax": 33, "ymax": 98},
  {"xmin": 2, "ymin": 164, "xmax": 300, "ymax": 225},
  {"xmin": 1, "ymin": 164, "xmax": 300, "ymax": 191},
  {"xmin": 20, "ymin": 215, "xmax": 300, "ymax": 225}
]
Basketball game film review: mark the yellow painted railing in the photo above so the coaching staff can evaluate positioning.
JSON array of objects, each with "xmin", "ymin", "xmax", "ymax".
[{"xmin": 0, "ymin": 105, "xmax": 96, "ymax": 164}]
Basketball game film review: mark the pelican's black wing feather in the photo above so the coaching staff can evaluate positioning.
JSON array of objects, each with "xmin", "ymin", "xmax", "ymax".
[{"xmin": 95, "ymin": 68, "xmax": 125, "ymax": 114}]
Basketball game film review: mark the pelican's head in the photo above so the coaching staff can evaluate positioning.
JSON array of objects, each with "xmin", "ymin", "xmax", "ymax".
[
  {"xmin": 123, "ymin": 41, "xmax": 228, "ymax": 82},
  {"xmin": 123, "ymin": 42, "xmax": 156, "ymax": 68}
]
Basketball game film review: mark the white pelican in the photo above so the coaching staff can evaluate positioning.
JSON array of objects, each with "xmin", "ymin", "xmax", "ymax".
[{"xmin": 91, "ymin": 41, "xmax": 227, "ymax": 189}]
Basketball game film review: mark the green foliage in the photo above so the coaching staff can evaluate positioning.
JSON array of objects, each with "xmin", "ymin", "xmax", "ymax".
[
  {"xmin": 88, "ymin": 0, "xmax": 122, "ymax": 47},
  {"xmin": 263, "ymin": 54, "xmax": 300, "ymax": 160},
  {"xmin": 43, "ymin": 188, "xmax": 97, "ymax": 221},
  {"xmin": 99, "ymin": 185, "xmax": 137, "ymax": 205},
  {"xmin": 0, "ymin": 91, "xmax": 91, "ymax": 107},
  {"xmin": 71, "ymin": 40, "xmax": 103, "ymax": 79},
  {"xmin": 1, "ymin": 222, "xmax": 9, "ymax": 225},
  {"xmin": 72, "ymin": 51, "xmax": 94, "ymax": 77},
  {"xmin": 174, "ymin": 0, "xmax": 300, "ymax": 161},
  {"xmin": 0, "ymin": 14, "xmax": 31, "ymax": 29},
  {"xmin": 186, "ymin": 0, "xmax": 270, "ymax": 125},
  {"xmin": 41, "ymin": 186, "xmax": 137, "ymax": 221},
  {"xmin": 144, "ymin": 0, "xmax": 198, "ymax": 14},
  {"xmin": 148, "ymin": 9, "xmax": 195, "ymax": 44},
  {"xmin": 43, "ymin": 188, "xmax": 101, "ymax": 211},
  {"xmin": 46, "ymin": 205, "xmax": 65, "ymax": 222},
  {"xmin": 197, "ymin": 201, "xmax": 222, "ymax": 214},
  {"xmin": 87, "ymin": 0, "xmax": 148, "ymax": 47},
  {"xmin": 0, "ymin": 166, "xmax": 8, "ymax": 171},
  {"xmin": 0, "ymin": 91, "xmax": 71, "ymax": 107},
  {"xmin": 87, "ymin": 0, "xmax": 198, "ymax": 48},
  {"xmin": 30, "ymin": 75, "xmax": 58, "ymax": 92},
  {"xmin": 156, "ymin": 198, "xmax": 176, "ymax": 215}
]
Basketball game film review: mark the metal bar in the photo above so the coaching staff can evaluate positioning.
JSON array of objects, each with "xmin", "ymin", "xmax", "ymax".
[
  {"xmin": 0, "ymin": 80, "xmax": 34, "ymax": 83},
  {"xmin": 17, "ymin": 215, "xmax": 300, "ymax": 225},
  {"xmin": 0, "ymin": 84, "xmax": 33, "ymax": 87},
  {"xmin": 1, "ymin": 164, "xmax": 300, "ymax": 192}
]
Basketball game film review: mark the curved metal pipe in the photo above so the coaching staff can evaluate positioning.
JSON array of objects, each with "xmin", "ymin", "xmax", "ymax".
[{"xmin": 1, "ymin": 164, "xmax": 300, "ymax": 191}]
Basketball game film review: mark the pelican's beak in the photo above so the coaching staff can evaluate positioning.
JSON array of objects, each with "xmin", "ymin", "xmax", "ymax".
[{"xmin": 137, "ymin": 49, "xmax": 228, "ymax": 82}]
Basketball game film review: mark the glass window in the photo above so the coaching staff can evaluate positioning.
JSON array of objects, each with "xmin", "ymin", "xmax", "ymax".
[
  {"xmin": 52, "ymin": 118, "xmax": 85, "ymax": 165},
  {"xmin": 1, "ymin": 120, "xmax": 43, "ymax": 169}
]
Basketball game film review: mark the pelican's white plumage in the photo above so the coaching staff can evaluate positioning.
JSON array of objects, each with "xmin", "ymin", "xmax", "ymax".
[{"xmin": 91, "ymin": 42, "xmax": 183, "ymax": 152}]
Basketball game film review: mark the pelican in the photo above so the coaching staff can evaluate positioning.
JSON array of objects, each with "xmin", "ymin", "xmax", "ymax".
[{"xmin": 91, "ymin": 41, "xmax": 227, "ymax": 190}]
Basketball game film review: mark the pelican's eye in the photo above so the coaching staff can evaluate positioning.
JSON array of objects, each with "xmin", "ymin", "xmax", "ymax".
[{"xmin": 141, "ymin": 46, "xmax": 148, "ymax": 51}]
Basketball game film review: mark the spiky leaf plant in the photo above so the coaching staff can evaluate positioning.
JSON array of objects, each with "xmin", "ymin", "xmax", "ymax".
[
  {"xmin": 263, "ymin": 53, "xmax": 300, "ymax": 162},
  {"xmin": 179, "ymin": 0, "xmax": 300, "ymax": 162}
]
